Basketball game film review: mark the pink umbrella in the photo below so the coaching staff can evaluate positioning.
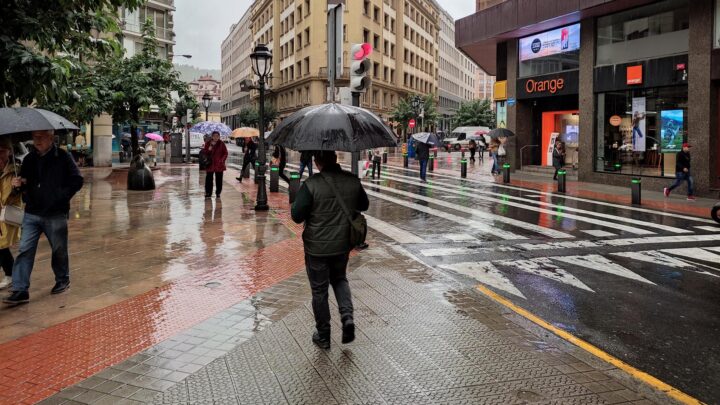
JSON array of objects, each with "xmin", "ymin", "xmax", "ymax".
[{"xmin": 145, "ymin": 133, "xmax": 163, "ymax": 141}]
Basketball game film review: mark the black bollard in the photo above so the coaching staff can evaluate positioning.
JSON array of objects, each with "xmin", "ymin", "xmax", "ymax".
[
  {"xmin": 631, "ymin": 178, "xmax": 642, "ymax": 205},
  {"xmin": 254, "ymin": 161, "xmax": 260, "ymax": 184},
  {"xmin": 614, "ymin": 162, "xmax": 622, "ymax": 172},
  {"xmin": 428, "ymin": 156, "xmax": 434, "ymax": 172},
  {"xmin": 288, "ymin": 172, "xmax": 300, "ymax": 203},
  {"xmin": 382, "ymin": 151, "xmax": 387, "ymax": 163},
  {"xmin": 460, "ymin": 158, "xmax": 467, "ymax": 178},
  {"xmin": 557, "ymin": 169, "xmax": 566, "ymax": 193},
  {"xmin": 269, "ymin": 164, "xmax": 279, "ymax": 192},
  {"xmin": 403, "ymin": 153, "xmax": 408, "ymax": 168},
  {"xmin": 502, "ymin": 163, "xmax": 511, "ymax": 183}
]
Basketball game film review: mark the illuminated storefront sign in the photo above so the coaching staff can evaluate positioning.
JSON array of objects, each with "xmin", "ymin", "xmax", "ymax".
[
  {"xmin": 517, "ymin": 71, "xmax": 578, "ymax": 99},
  {"xmin": 519, "ymin": 24, "xmax": 581, "ymax": 62}
]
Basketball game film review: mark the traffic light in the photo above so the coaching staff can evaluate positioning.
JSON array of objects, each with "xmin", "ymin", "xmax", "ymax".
[{"xmin": 350, "ymin": 43, "xmax": 372, "ymax": 93}]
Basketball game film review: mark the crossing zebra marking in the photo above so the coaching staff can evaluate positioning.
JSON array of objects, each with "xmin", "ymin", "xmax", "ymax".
[
  {"xmin": 552, "ymin": 254, "xmax": 655, "ymax": 285},
  {"xmin": 694, "ymin": 225, "xmax": 720, "ymax": 232},
  {"xmin": 440, "ymin": 261, "xmax": 526, "ymax": 299},
  {"xmin": 364, "ymin": 214, "xmax": 428, "ymax": 244},
  {"xmin": 581, "ymin": 230, "xmax": 616, "ymax": 238},
  {"xmin": 441, "ymin": 233, "xmax": 480, "ymax": 242},
  {"xmin": 496, "ymin": 258, "xmax": 594, "ymax": 292}
]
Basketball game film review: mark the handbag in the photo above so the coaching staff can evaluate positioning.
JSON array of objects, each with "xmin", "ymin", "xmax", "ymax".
[
  {"xmin": 321, "ymin": 173, "xmax": 367, "ymax": 247},
  {"xmin": 0, "ymin": 155, "xmax": 24, "ymax": 227},
  {"xmin": 198, "ymin": 149, "xmax": 211, "ymax": 169}
]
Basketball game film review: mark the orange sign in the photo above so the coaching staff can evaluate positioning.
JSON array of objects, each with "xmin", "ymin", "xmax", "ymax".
[
  {"xmin": 609, "ymin": 115, "xmax": 622, "ymax": 126},
  {"xmin": 525, "ymin": 78, "xmax": 565, "ymax": 94},
  {"xmin": 627, "ymin": 65, "xmax": 643, "ymax": 85}
]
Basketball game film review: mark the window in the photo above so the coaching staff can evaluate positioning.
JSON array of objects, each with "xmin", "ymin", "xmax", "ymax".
[
  {"xmin": 363, "ymin": 0, "xmax": 370, "ymax": 15},
  {"xmin": 304, "ymin": 57, "xmax": 310, "ymax": 75},
  {"xmin": 373, "ymin": 62, "xmax": 379, "ymax": 78},
  {"xmin": 373, "ymin": 34, "xmax": 380, "ymax": 50},
  {"xmin": 363, "ymin": 29, "xmax": 370, "ymax": 43},
  {"xmin": 372, "ymin": 90, "xmax": 378, "ymax": 105},
  {"xmin": 384, "ymin": 40, "xmax": 389, "ymax": 55},
  {"xmin": 374, "ymin": 7, "xmax": 380, "ymax": 22},
  {"xmin": 305, "ymin": 28, "xmax": 310, "ymax": 46}
]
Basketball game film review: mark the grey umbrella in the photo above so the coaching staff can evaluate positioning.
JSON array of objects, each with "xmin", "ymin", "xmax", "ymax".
[
  {"xmin": 411, "ymin": 132, "xmax": 440, "ymax": 145},
  {"xmin": 0, "ymin": 107, "xmax": 79, "ymax": 136},
  {"xmin": 488, "ymin": 128, "xmax": 515, "ymax": 138},
  {"xmin": 267, "ymin": 103, "xmax": 397, "ymax": 151}
]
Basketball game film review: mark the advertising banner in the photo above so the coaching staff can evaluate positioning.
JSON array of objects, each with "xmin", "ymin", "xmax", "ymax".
[
  {"xmin": 496, "ymin": 101, "xmax": 507, "ymax": 129},
  {"xmin": 519, "ymin": 24, "xmax": 581, "ymax": 62},
  {"xmin": 660, "ymin": 110, "xmax": 684, "ymax": 153},
  {"xmin": 631, "ymin": 97, "xmax": 646, "ymax": 152}
]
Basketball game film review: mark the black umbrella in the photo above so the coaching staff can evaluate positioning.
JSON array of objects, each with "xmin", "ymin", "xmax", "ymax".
[
  {"xmin": 0, "ymin": 107, "xmax": 78, "ymax": 136},
  {"xmin": 488, "ymin": 128, "xmax": 515, "ymax": 138},
  {"xmin": 267, "ymin": 103, "xmax": 397, "ymax": 151}
]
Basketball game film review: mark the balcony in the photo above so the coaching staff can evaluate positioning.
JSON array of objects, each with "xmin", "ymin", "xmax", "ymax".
[
  {"xmin": 122, "ymin": 22, "xmax": 175, "ymax": 42},
  {"xmin": 148, "ymin": 0, "xmax": 176, "ymax": 11}
]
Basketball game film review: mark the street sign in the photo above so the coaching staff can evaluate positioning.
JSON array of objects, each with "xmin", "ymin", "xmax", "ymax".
[
  {"xmin": 409, "ymin": 119, "xmax": 416, "ymax": 128},
  {"xmin": 507, "ymin": 97, "xmax": 516, "ymax": 106}
]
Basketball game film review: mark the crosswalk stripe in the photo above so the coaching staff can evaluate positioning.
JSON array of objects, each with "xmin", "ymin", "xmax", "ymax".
[
  {"xmin": 440, "ymin": 262, "xmax": 527, "ymax": 299},
  {"xmin": 694, "ymin": 226, "xmax": 720, "ymax": 232},
  {"xmin": 363, "ymin": 183, "xmax": 574, "ymax": 239},
  {"xmin": 581, "ymin": 230, "xmax": 616, "ymax": 237},
  {"xmin": 380, "ymin": 172, "xmax": 688, "ymax": 235},
  {"xmin": 552, "ymin": 254, "xmax": 655, "ymax": 285},
  {"xmin": 496, "ymin": 258, "xmax": 594, "ymax": 292},
  {"xmin": 610, "ymin": 250, "xmax": 693, "ymax": 269},
  {"xmin": 441, "ymin": 233, "xmax": 480, "ymax": 242},
  {"xmin": 661, "ymin": 248, "xmax": 720, "ymax": 265},
  {"xmin": 364, "ymin": 214, "xmax": 428, "ymax": 244}
]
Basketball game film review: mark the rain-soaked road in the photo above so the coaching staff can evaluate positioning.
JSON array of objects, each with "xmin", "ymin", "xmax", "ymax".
[{"xmin": 286, "ymin": 155, "xmax": 720, "ymax": 404}]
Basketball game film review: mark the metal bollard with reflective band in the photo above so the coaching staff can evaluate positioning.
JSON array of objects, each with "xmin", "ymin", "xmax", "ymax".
[
  {"xmin": 460, "ymin": 158, "xmax": 467, "ymax": 178},
  {"xmin": 502, "ymin": 163, "xmax": 511, "ymax": 183},
  {"xmin": 557, "ymin": 169, "xmax": 567, "ymax": 193},
  {"xmin": 382, "ymin": 152, "xmax": 387, "ymax": 163},
  {"xmin": 631, "ymin": 178, "xmax": 642, "ymax": 205},
  {"xmin": 288, "ymin": 172, "xmax": 301, "ymax": 204},
  {"xmin": 428, "ymin": 156, "xmax": 434, "ymax": 172},
  {"xmin": 403, "ymin": 153, "xmax": 409, "ymax": 168},
  {"xmin": 614, "ymin": 162, "xmax": 622, "ymax": 172},
  {"xmin": 269, "ymin": 165, "xmax": 279, "ymax": 192},
  {"xmin": 254, "ymin": 161, "xmax": 260, "ymax": 184}
]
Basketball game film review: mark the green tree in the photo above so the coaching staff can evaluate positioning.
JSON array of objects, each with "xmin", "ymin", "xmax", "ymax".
[
  {"xmin": 390, "ymin": 97, "xmax": 413, "ymax": 142},
  {"xmin": 262, "ymin": 102, "xmax": 278, "ymax": 131},
  {"xmin": 235, "ymin": 107, "xmax": 258, "ymax": 127},
  {"xmin": 0, "ymin": 0, "xmax": 142, "ymax": 111},
  {"xmin": 453, "ymin": 99, "xmax": 495, "ymax": 128},
  {"xmin": 390, "ymin": 94, "xmax": 438, "ymax": 141}
]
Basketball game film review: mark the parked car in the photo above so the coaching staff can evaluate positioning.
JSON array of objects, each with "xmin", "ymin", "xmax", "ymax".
[{"xmin": 443, "ymin": 126, "xmax": 491, "ymax": 151}]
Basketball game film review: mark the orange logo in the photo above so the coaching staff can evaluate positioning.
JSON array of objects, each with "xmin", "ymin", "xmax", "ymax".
[
  {"xmin": 609, "ymin": 115, "xmax": 622, "ymax": 126},
  {"xmin": 627, "ymin": 65, "xmax": 643, "ymax": 85},
  {"xmin": 525, "ymin": 78, "xmax": 565, "ymax": 94}
]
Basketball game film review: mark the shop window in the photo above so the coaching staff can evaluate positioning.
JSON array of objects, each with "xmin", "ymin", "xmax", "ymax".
[
  {"xmin": 597, "ymin": 0, "xmax": 689, "ymax": 66},
  {"xmin": 595, "ymin": 86, "xmax": 687, "ymax": 177}
]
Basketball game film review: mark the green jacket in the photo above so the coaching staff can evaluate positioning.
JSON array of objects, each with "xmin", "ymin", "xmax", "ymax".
[{"xmin": 291, "ymin": 165, "xmax": 369, "ymax": 257}]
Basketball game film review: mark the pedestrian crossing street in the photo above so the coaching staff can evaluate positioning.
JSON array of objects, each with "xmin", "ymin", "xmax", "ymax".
[{"xmin": 281, "ymin": 161, "xmax": 720, "ymax": 300}]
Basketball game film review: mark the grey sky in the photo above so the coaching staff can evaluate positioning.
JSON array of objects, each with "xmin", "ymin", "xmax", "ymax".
[{"xmin": 174, "ymin": 0, "xmax": 476, "ymax": 71}]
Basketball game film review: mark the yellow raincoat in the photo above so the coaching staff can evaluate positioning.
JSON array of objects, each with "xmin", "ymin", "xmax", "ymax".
[{"xmin": 0, "ymin": 163, "xmax": 23, "ymax": 249}]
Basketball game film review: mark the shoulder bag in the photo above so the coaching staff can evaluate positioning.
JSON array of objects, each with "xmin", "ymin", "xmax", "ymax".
[
  {"xmin": 0, "ymin": 156, "xmax": 24, "ymax": 227},
  {"xmin": 321, "ymin": 173, "xmax": 367, "ymax": 247}
]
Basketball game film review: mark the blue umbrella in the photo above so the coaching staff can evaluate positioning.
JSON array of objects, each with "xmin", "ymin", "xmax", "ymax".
[
  {"xmin": 189, "ymin": 121, "xmax": 232, "ymax": 136},
  {"xmin": 412, "ymin": 132, "xmax": 439, "ymax": 145}
]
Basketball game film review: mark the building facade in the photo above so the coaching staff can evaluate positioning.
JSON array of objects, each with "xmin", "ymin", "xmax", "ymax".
[
  {"xmin": 220, "ymin": 8, "xmax": 254, "ymax": 127},
  {"xmin": 189, "ymin": 74, "xmax": 222, "ymax": 103},
  {"xmin": 475, "ymin": 69, "xmax": 495, "ymax": 101},
  {"xmin": 457, "ymin": 0, "xmax": 720, "ymax": 196},
  {"xmin": 436, "ymin": 5, "xmax": 479, "ymax": 131}
]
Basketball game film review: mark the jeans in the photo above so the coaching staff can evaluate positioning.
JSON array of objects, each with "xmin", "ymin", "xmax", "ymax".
[
  {"xmin": 668, "ymin": 171, "xmax": 694, "ymax": 196},
  {"xmin": 11, "ymin": 213, "xmax": 69, "ymax": 292},
  {"xmin": 419, "ymin": 159, "xmax": 428, "ymax": 180},
  {"xmin": 205, "ymin": 171, "xmax": 223, "ymax": 196},
  {"xmin": 491, "ymin": 152, "xmax": 500, "ymax": 174},
  {"xmin": 0, "ymin": 248, "xmax": 14, "ymax": 277},
  {"xmin": 298, "ymin": 161, "xmax": 313, "ymax": 178},
  {"xmin": 305, "ymin": 253, "xmax": 353, "ymax": 336}
]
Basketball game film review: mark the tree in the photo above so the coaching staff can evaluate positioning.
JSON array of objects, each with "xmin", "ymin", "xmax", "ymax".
[
  {"xmin": 390, "ymin": 94, "xmax": 438, "ymax": 141},
  {"xmin": 0, "ymin": 0, "xmax": 143, "ymax": 111},
  {"xmin": 234, "ymin": 102, "xmax": 277, "ymax": 130},
  {"xmin": 453, "ymin": 99, "xmax": 495, "ymax": 128}
]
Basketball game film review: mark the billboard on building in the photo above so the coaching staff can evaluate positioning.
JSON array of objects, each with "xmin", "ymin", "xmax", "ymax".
[
  {"xmin": 519, "ymin": 24, "xmax": 581, "ymax": 62},
  {"xmin": 496, "ymin": 101, "xmax": 507, "ymax": 128},
  {"xmin": 660, "ymin": 109, "xmax": 684, "ymax": 153},
  {"xmin": 631, "ymin": 97, "xmax": 646, "ymax": 152}
]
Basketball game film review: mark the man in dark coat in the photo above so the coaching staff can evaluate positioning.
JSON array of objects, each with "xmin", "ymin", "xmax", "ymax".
[
  {"xmin": 236, "ymin": 138, "xmax": 257, "ymax": 182},
  {"xmin": 291, "ymin": 151, "xmax": 369, "ymax": 349},
  {"xmin": 552, "ymin": 140, "xmax": 565, "ymax": 180},
  {"xmin": 415, "ymin": 141, "xmax": 430, "ymax": 182},
  {"xmin": 664, "ymin": 143, "xmax": 695, "ymax": 200},
  {"xmin": 298, "ymin": 150, "xmax": 314, "ymax": 178},
  {"xmin": 272, "ymin": 145, "xmax": 290, "ymax": 183}
]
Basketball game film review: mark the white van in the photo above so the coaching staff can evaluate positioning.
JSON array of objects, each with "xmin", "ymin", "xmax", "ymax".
[
  {"xmin": 443, "ymin": 126, "xmax": 491, "ymax": 151},
  {"xmin": 180, "ymin": 131, "xmax": 206, "ymax": 156}
]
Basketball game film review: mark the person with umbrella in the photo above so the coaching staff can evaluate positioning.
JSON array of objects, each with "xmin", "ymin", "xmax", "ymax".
[
  {"xmin": 201, "ymin": 131, "xmax": 228, "ymax": 198},
  {"xmin": 236, "ymin": 137, "xmax": 257, "ymax": 182},
  {"xmin": 271, "ymin": 144, "xmax": 290, "ymax": 184},
  {"xmin": 415, "ymin": 139, "xmax": 430, "ymax": 183},
  {"xmin": 0, "ymin": 139, "xmax": 23, "ymax": 290},
  {"xmin": 291, "ymin": 151, "xmax": 369, "ymax": 349},
  {"xmin": 298, "ymin": 150, "xmax": 314, "ymax": 178}
]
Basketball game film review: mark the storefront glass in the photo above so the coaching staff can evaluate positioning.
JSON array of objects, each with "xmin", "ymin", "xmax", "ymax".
[{"xmin": 595, "ymin": 86, "xmax": 687, "ymax": 177}]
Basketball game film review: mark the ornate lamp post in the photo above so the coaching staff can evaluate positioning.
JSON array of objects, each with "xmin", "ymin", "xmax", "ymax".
[
  {"xmin": 202, "ymin": 92, "xmax": 211, "ymax": 121},
  {"xmin": 250, "ymin": 44, "xmax": 273, "ymax": 211},
  {"xmin": 411, "ymin": 96, "xmax": 421, "ymax": 134}
]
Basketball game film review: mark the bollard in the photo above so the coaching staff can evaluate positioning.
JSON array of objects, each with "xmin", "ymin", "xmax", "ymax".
[
  {"xmin": 614, "ymin": 162, "xmax": 622, "ymax": 172},
  {"xmin": 269, "ymin": 165, "xmax": 279, "ymax": 192},
  {"xmin": 428, "ymin": 155, "xmax": 434, "ymax": 172},
  {"xmin": 382, "ymin": 151, "xmax": 388, "ymax": 163},
  {"xmin": 631, "ymin": 178, "xmax": 642, "ymax": 205},
  {"xmin": 502, "ymin": 163, "xmax": 511, "ymax": 183},
  {"xmin": 460, "ymin": 158, "xmax": 467, "ymax": 178},
  {"xmin": 254, "ymin": 161, "xmax": 260, "ymax": 184},
  {"xmin": 403, "ymin": 153, "xmax": 409, "ymax": 168},
  {"xmin": 288, "ymin": 172, "xmax": 301, "ymax": 204},
  {"xmin": 433, "ymin": 148, "xmax": 438, "ymax": 158},
  {"xmin": 557, "ymin": 169, "xmax": 567, "ymax": 193}
]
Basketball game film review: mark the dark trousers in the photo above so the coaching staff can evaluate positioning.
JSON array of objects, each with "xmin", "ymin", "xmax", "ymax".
[
  {"xmin": 305, "ymin": 253, "xmax": 353, "ymax": 336},
  {"xmin": 0, "ymin": 248, "xmax": 14, "ymax": 277},
  {"xmin": 241, "ymin": 156, "xmax": 255, "ymax": 175},
  {"xmin": 419, "ymin": 159, "xmax": 428, "ymax": 180},
  {"xmin": 205, "ymin": 171, "xmax": 223, "ymax": 196},
  {"xmin": 299, "ymin": 160, "xmax": 313, "ymax": 177},
  {"xmin": 469, "ymin": 148, "xmax": 476, "ymax": 161},
  {"xmin": 371, "ymin": 159, "xmax": 381, "ymax": 178},
  {"xmin": 278, "ymin": 162, "xmax": 290, "ymax": 183},
  {"xmin": 668, "ymin": 171, "xmax": 694, "ymax": 196}
]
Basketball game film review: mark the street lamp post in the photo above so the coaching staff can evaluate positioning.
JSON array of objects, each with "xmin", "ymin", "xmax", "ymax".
[
  {"xmin": 411, "ymin": 96, "xmax": 421, "ymax": 134},
  {"xmin": 202, "ymin": 93, "xmax": 211, "ymax": 121},
  {"xmin": 250, "ymin": 44, "xmax": 272, "ymax": 211}
]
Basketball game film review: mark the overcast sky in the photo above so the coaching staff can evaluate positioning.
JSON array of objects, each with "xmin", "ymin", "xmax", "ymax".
[{"xmin": 174, "ymin": 0, "xmax": 476, "ymax": 71}]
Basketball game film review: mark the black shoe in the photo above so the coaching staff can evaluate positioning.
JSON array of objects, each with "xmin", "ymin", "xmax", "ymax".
[
  {"xmin": 51, "ymin": 280, "xmax": 70, "ymax": 295},
  {"xmin": 205, "ymin": 194, "xmax": 211, "ymax": 198},
  {"xmin": 312, "ymin": 332, "xmax": 330, "ymax": 349},
  {"xmin": 3, "ymin": 291, "xmax": 29, "ymax": 305},
  {"xmin": 341, "ymin": 319, "xmax": 355, "ymax": 344},
  {"xmin": 236, "ymin": 177, "xmax": 242, "ymax": 182},
  {"xmin": 215, "ymin": 194, "xmax": 221, "ymax": 199},
  {"xmin": 355, "ymin": 243, "xmax": 369, "ymax": 251}
]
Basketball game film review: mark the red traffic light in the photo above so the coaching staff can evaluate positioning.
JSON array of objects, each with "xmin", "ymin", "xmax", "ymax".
[{"xmin": 351, "ymin": 43, "xmax": 373, "ymax": 60}]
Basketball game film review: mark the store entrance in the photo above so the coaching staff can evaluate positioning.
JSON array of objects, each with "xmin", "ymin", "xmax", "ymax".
[{"xmin": 526, "ymin": 95, "xmax": 579, "ymax": 167}]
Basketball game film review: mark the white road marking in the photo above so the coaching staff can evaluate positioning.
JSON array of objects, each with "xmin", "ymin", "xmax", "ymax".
[
  {"xmin": 581, "ymin": 230, "xmax": 616, "ymax": 237},
  {"xmin": 552, "ymin": 254, "xmax": 655, "ymax": 285},
  {"xmin": 440, "ymin": 261, "xmax": 526, "ymax": 299},
  {"xmin": 661, "ymin": 248, "xmax": 720, "ymax": 265},
  {"xmin": 496, "ymin": 258, "xmax": 594, "ymax": 292},
  {"xmin": 611, "ymin": 250, "xmax": 694, "ymax": 269},
  {"xmin": 603, "ymin": 234, "xmax": 720, "ymax": 246},
  {"xmin": 420, "ymin": 245, "xmax": 518, "ymax": 257},
  {"xmin": 442, "ymin": 233, "xmax": 479, "ymax": 242},
  {"xmin": 363, "ymin": 186, "xmax": 573, "ymax": 239},
  {"xmin": 705, "ymin": 247, "xmax": 720, "ymax": 253},
  {"xmin": 364, "ymin": 214, "xmax": 428, "ymax": 244},
  {"xmin": 694, "ymin": 226, "xmax": 720, "ymax": 232}
]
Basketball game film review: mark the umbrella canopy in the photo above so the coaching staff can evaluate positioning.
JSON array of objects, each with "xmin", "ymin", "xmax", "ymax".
[
  {"xmin": 488, "ymin": 128, "xmax": 516, "ymax": 138},
  {"xmin": 268, "ymin": 103, "xmax": 397, "ymax": 151},
  {"xmin": 411, "ymin": 132, "xmax": 439, "ymax": 145},
  {"xmin": 0, "ymin": 107, "xmax": 79, "ymax": 136},
  {"xmin": 145, "ymin": 133, "xmax": 163, "ymax": 141},
  {"xmin": 189, "ymin": 121, "xmax": 232, "ymax": 136},
  {"xmin": 231, "ymin": 127, "xmax": 259, "ymax": 139},
  {"xmin": 475, "ymin": 129, "xmax": 489, "ymax": 135}
]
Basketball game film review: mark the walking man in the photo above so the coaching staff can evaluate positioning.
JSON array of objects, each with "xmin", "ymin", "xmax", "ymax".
[
  {"xmin": 291, "ymin": 151, "xmax": 369, "ymax": 349},
  {"xmin": 664, "ymin": 143, "xmax": 695, "ymax": 201},
  {"xmin": 236, "ymin": 137, "xmax": 257, "ymax": 182},
  {"xmin": 4, "ymin": 130, "xmax": 84, "ymax": 305},
  {"xmin": 298, "ymin": 150, "xmax": 314, "ymax": 178},
  {"xmin": 415, "ymin": 141, "xmax": 430, "ymax": 183}
]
